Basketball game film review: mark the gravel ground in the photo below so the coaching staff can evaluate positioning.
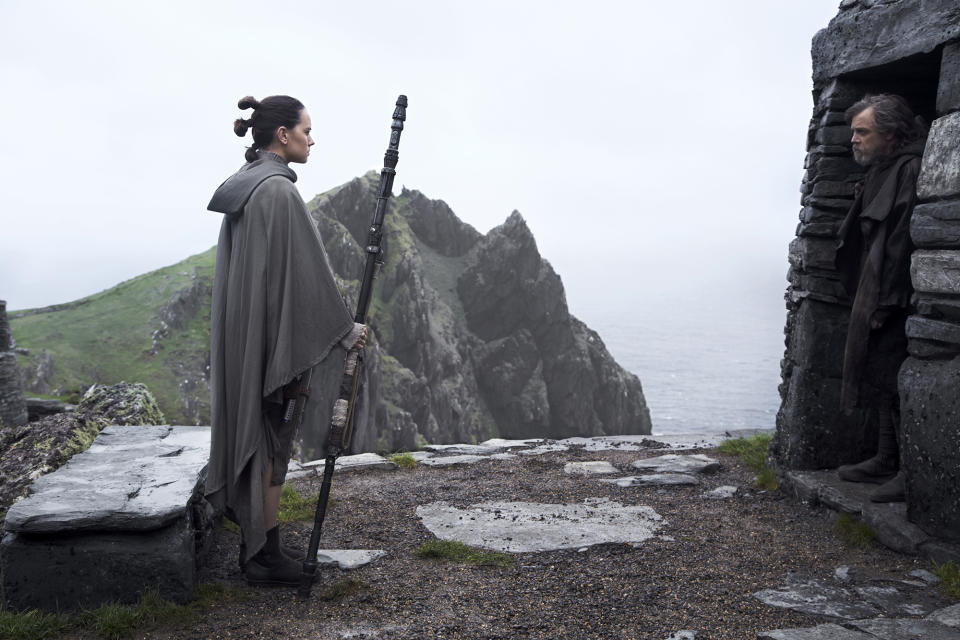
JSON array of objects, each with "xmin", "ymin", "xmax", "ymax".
[{"xmin": 139, "ymin": 446, "xmax": 939, "ymax": 639}]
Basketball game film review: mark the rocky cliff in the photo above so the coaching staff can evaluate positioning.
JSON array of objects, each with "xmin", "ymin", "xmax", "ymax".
[{"xmin": 10, "ymin": 174, "xmax": 650, "ymax": 452}]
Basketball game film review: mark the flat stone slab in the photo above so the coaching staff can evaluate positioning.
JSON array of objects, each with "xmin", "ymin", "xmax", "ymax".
[
  {"xmin": 702, "ymin": 485, "xmax": 739, "ymax": 499},
  {"xmin": 630, "ymin": 454, "xmax": 721, "ymax": 475},
  {"xmin": 861, "ymin": 502, "xmax": 932, "ymax": 555},
  {"xmin": 416, "ymin": 498, "xmax": 664, "ymax": 553},
  {"xmin": 315, "ymin": 549, "xmax": 386, "ymax": 569},
  {"xmin": 928, "ymin": 603, "xmax": 960, "ymax": 627},
  {"xmin": 301, "ymin": 453, "xmax": 398, "ymax": 473},
  {"xmin": 4, "ymin": 425, "xmax": 210, "ymax": 533},
  {"xmin": 601, "ymin": 474, "xmax": 700, "ymax": 488},
  {"xmin": 517, "ymin": 443, "xmax": 570, "ymax": 456},
  {"xmin": 755, "ymin": 574, "xmax": 946, "ymax": 621},
  {"xmin": 779, "ymin": 471, "xmax": 946, "ymax": 557},
  {"xmin": 755, "ymin": 578, "xmax": 882, "ymax": 620},
  {"xmin": 758, "ymin": 624, "xmax": 875, "ymax": 639},
  {"xmin": 423, "ymin": 443, "xmax": 503, "ymax": 455},
  {"xmin": 418, "ymin": 455, "xmax": 488, "ymax": 467},
  {"xmin": 848, "ymin": 617, "xmax": 960, "ymax": 639},
  {"xmin": 563, "ymin": 461, "xmax": 619, "ymax": 475},
  {"xmin": 479, "ymin": 438, "xmax": 543, "ymax": 448}
]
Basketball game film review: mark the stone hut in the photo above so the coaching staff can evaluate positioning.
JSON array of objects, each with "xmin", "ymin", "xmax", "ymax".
[
  {"xmin": 772, "ymin": 0, "xmax": 960, "ymax": 543},
  {"xmin": 0, "ymin": 301, "xmax": 28, "ymax": 428}
]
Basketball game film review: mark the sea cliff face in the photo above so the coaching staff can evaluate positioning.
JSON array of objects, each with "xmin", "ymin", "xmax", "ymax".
[{"xmin": 10, "ymin": 173, "xmax": 650, "ymax": 452}]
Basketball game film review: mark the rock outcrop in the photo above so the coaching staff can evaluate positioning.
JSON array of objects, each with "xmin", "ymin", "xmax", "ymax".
[
  {"xmin": 0, "ymin": 382, "xmax": 167, "ymax": 525},
  {"xmin": 773, "ymin": 1, "xmax": 960, "ymax": 542},
  {"xmin": 0, "ymin": 301, "xmax": 27, "ymax": 428},
  {"xmin": 308, "ymin": 174, "xmax": 651, "ymax": 452}
]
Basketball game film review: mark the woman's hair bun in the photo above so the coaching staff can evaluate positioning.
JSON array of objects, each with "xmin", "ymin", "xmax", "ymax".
[
  {"xmin": 237, "ymin": 95, "xmax": 261, "ymax": 110},
  {"xmin": 233, "ymin": 118, "xmax": 251, "ymax": 137}
]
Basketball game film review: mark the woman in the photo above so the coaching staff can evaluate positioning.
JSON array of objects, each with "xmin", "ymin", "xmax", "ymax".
[{"xmin": 205, "ymin": 95, "xmax": 365, "ymax": 586}]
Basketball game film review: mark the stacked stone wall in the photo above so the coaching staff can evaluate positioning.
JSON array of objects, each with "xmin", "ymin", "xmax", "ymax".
[
  {"xmin": 0, "ymin": 301, "xmax": 28, "ymax": 428},
  {"xmin": 772, "ymin": 80, "xmax": 869, "ymax": 470},
  {"xmin": 774, "ymin": 1, "xmax": 959, "ymax": 541},
  {"xmin": 900, "ymin": 43, "xmax": 960, "ymax": 540}
]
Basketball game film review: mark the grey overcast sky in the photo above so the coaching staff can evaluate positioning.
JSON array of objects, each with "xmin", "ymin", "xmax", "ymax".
[{"xmin": 1, "ymin": 0, "xmax": 842, "ymax": 320}]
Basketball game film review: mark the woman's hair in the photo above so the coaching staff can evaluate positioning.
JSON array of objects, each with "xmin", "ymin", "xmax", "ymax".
[{"xmin": 233, "ymin": 95, "xmax": 304, "ymax": 162}]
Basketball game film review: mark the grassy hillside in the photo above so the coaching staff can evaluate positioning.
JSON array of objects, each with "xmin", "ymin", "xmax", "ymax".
[{"xmin": 11, "ymin": 248, "xmax": 215, "ymax": 423}]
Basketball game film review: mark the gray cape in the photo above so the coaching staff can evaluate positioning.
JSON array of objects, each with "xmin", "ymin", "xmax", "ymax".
[{"xmin": 205, "ymin": 155, "xmax": 354, "ymax": 561}]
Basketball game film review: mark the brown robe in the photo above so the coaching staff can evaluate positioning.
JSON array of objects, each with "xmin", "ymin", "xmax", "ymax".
[
  {"xmin": 835, "ymin": 140, "xmax": 924, "ymax": 410},
  {"xmin": 205, "ymin": 154, "xmax": 354, "ymax": 561}
]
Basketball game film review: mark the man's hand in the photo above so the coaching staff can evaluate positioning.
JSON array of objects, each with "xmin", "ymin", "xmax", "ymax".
[{"xmin": 870, "ymin": 309, "xmax": 891, "ymax": 329}]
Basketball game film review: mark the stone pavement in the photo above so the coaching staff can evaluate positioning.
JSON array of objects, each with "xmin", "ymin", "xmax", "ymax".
[
  {"xmin": 3, "ymin": 425, "xmax": 957, "ymax": 640},
  {"xmin": 289, "ymin": 431, "xmax": 959, "ymax": 639}
]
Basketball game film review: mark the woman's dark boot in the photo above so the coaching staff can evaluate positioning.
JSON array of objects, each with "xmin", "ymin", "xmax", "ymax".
[
  {"xmin": 838, "ymin": 409, "xmax": 898, "ymax": 484},
  {"xmin": 244, "ymin": 526, "xmax": 302, "ymax": 586}
]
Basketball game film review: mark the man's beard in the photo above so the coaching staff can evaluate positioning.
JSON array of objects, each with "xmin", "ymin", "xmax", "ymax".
[{"xmin": 852, "ymin": 146, "xmax": 891, "ymax": 167}]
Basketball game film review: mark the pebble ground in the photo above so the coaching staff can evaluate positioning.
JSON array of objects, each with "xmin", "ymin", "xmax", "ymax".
[{"xmin": 118, "ymin": 445, "xmax": 944, "ymax": 639}]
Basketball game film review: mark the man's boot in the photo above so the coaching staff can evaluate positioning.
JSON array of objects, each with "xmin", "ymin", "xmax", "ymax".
[
  {"xmin": 838, "ymin": 409, "xmax": 898, "ymax": 484},
  {"xmin": 870, "ymin": 470, "xmax": 906, "ymax": 502},
  {"xmin": 243, "ymin": 526, "xmax": 302, "ymax": 586}
]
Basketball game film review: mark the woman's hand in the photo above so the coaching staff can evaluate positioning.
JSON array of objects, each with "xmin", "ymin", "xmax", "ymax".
[{"xmin": 353, "ymin": 325, "xmax": 368, "ymax": 350}]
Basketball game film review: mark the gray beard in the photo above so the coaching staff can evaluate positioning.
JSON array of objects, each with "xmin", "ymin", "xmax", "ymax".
[{"xmin": 852, "ymin": 148, "xmax": 875, "ymax": 166}]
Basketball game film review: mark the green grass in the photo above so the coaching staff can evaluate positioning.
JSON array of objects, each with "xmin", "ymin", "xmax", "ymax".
[
  {"xmin": 0, "ymin": 582, "xmax": 249, "ymax": 640},
  {"xmin": 10, "ymin": 247, "xmax": 216, "ymax": 425},
  {"xmin": 317, "ymin": 578, "xmax": 368, "ymax": 601},
  {"xmin": 416, "ymin": 540, "xmax": 514, "ymax": 567},
  {"xmin": 834, "ymin": 513, "xmax": 875, "ymax": 548},
  {"xmin": 388, "ymin": 451, "xmax": 417, "ymax": 469},
  {"xmin": 0, "ymin": 608, "xmax": 72, "ymax": 640},
  {"xmin": 717, "ymin": 433, "xmax": 778, "ymax": 490},
  {"xmin": 278, "ymin": 483, "xmax": 321, "ymax": 522},
  {"xmin": 933, "ymin": 561, "xmax": 960, "ymax": 599}
]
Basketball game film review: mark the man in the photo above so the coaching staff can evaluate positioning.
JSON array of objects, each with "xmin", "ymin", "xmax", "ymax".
[{"xmin": 835, "ymin": 94, "xmax": 926, "ymax": 503}]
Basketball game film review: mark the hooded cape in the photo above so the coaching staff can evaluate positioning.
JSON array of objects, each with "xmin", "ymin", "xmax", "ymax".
[
  {"xmin": 205, "ymin": 154, "xmax": 354, "ymax": 560},
  {"xmin": 835, "ymin": 140, "xmax": 924, "ymax": 410}
]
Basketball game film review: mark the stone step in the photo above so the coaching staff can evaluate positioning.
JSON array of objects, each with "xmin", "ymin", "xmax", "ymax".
[{"xmin": 1, "ymin": 425, "xmax": 212, "ymax": 611}]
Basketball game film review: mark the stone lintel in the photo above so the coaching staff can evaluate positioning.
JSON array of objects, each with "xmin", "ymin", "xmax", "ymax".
[
  {"xmin": 811, "ymin": 0, "xmax": 960, "ymax": 82},
  {"xmin": 911, "ymin": 200, "xmax": 960, "ymax": 248},
  {"xmin": 911, "ymin": 250, "xmax": 960, "ymax": 295},
  {"xmin": 918, "ymin": 113, "xmax": 960, "ymax": 200}
]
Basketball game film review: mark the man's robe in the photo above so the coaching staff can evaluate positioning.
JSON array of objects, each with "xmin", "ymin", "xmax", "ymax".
[
  {"xmin": 835, "ymin": 140, "xmax": 924, "ymax": 410},
  {"xmin": 205, "ymin": 155, "xmax": 354, "ymax": 561}
]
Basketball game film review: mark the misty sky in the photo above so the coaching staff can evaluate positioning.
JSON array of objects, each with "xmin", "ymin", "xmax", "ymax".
[{"xmin": 1, "ymin": 1, "xmax": 842, "ymax": 325}]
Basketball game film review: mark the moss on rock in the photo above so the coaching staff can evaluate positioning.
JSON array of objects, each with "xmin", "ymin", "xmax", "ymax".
[
  {"xmin": 78, "ymin": 382, "xmax": 167, "ymax": 426},
  {"xmin": 0, "ymin": 382, "xmax": 167, "ymax": 529}
]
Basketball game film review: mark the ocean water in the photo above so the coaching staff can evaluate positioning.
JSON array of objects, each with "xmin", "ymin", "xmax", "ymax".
[{"xmin": 582, "ymin": 298, "xmax": 787, "ymax": 435}]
